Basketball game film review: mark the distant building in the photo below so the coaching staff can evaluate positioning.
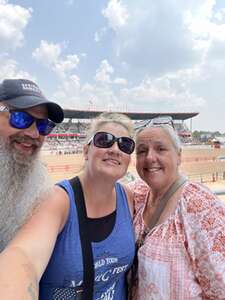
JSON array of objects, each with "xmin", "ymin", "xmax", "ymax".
[
  {"xmin": 214, "ymin": 136, "xmax": 225, "ymax": 144},
  {"xmin": 199, "ymin": 133, "xmax": 213, "ymax": 143}
]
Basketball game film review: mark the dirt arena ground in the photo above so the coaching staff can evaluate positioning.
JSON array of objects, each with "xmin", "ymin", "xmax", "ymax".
[{"xmin": 40, "ymin": 146, "xmax": 225, "ymax": 202}]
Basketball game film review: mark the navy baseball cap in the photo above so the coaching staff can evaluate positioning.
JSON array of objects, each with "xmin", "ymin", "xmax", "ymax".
[{"xmin": 0, "ymin": 79, "xmax": 64, "ymax": 123}]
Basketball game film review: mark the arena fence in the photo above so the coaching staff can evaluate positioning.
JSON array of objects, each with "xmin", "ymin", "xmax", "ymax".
[{"xmin": 187, "ymin": 171, "xmax": 225, "ymax": 183}]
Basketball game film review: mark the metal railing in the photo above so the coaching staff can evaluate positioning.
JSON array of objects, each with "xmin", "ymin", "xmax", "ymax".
[
  {"xmin": 212, "ymin": 188, "xmax": 225, "ymax": 195},
  {"xmin": 187, "ymin": 171, "xmax": 225, "ymax": 184}
]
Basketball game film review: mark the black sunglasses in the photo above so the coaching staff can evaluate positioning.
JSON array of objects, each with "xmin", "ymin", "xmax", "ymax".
[
  {"xmin": 89, "ymin": 131, "xmax": 135, "ymax": 155},
  {"xmin": 9, "ymin": 110, "xmax": 56, "ymax": 136}
]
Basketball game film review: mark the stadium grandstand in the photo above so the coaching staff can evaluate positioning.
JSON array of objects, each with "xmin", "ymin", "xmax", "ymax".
[{"xmin": 42, "ymin": 109, "xmax": 199, "ymax": 155}]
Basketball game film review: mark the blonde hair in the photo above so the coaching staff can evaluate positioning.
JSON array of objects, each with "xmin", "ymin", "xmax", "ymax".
[{"xmin": 85, "ymin": 112, "xmax": 134, "ymax": 143}]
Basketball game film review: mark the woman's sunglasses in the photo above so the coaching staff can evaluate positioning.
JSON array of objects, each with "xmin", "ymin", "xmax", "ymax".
[
  {"xmin": 88, "ymin": 131, "xmax": 135, "ymax": 155},
  {"xmin": 9, "ymin": 110, "xmax": 56, "ymax": 136}
]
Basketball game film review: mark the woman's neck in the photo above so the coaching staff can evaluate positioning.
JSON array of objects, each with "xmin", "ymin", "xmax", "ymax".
[
  {"xmin": 78, "ymin": 172, "xmax": 117, "ymax": 218},
  {"xmin": 150, "ymin": 174, "xmax": 181, "ymax": 204}
]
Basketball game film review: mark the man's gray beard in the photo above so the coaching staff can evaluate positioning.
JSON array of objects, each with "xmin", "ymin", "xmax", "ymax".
[{"xmin": 0, "ymin": 139, "xmax": 53, "ymax": 252}]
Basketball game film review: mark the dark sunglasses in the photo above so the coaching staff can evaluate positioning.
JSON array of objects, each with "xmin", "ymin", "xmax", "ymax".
[
  {"xmin": 89, "ymin": 131, "xmax": 135, "ymax": 155},
  {"xmin": 9, "ymin": 110, "xmax": 56, "ymax": 136}
]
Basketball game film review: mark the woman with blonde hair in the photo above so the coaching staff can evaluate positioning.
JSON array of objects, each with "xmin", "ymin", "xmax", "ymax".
[{"xmin": 0, "ymin": 112, "xmax": 136, "ymax": 300}]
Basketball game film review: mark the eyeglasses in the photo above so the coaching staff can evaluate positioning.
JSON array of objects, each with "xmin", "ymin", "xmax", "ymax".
[
  {"xmin": 88, "ymin": 131, "xmax": 135, "ymax": 155},
  {"xmin": 135, "ymin": 116, "xmax": 175, "ymax": 130},
  {"xmin": 9, "ymin": 110, "xmax": 56, "ymax": 136},
  {"xmin": 150, "ymin": 116, "xmax": 174, "ymax": 128}
]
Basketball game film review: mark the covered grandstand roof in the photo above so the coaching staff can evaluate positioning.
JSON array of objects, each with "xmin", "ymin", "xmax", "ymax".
[{"xmin": 63, "ymin": 109, "xmax": 199, "ymax": 121}]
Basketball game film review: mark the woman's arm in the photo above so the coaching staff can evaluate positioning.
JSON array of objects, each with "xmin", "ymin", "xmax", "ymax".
[{"xmin": 0, "ymin": 185, "xmax": 69, "ymax": 300}]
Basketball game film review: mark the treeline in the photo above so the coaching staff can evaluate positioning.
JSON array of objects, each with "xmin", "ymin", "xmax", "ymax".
[{"xmin": 192, "ymin": 130, "xmax": 224, "ymax": 141}]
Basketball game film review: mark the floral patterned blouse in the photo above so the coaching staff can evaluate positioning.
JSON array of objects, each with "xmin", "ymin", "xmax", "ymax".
[{"xmin": 129, "ymin": 179, "xmax": 225, "ymax": 300}]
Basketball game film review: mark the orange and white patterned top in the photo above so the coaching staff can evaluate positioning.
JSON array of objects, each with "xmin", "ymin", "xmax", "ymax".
[{"xmin": 129, "ymin": 179, "xmax": 225, "ymax": 300}]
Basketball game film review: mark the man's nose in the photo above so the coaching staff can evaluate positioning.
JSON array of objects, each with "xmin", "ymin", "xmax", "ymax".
[{"xmin": 22, "ymin": 122, "xmax": 40, "ymax": 139}]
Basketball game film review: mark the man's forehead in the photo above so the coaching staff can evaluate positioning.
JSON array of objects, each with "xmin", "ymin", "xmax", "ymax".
[{"xmin": 26, "ymin": 104, "xmax": 48, "ymax": 115}]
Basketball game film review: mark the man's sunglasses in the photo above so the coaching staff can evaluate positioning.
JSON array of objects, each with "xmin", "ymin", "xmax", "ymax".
[
  {"xmin": 88, "ymin": 131, "xmax": 135, "ymax": 155},
  {"xmin": 9, "ymin": 110, "xmax": 56, "ymax": 136}
]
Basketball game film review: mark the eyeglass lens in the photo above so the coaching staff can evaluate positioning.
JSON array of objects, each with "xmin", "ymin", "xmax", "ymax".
[
  {"xmin": 93, "ymin": 132, "xmax": 135, "ymax": 154},
  {"xmin": 9, "ymin": 111, "xmax": 55, "ymax": 136}
]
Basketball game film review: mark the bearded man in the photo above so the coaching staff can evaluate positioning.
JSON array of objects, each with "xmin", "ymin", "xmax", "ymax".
[{"xmin": 0, "ymin": 78, "xmax": 64, "ymax": 251}]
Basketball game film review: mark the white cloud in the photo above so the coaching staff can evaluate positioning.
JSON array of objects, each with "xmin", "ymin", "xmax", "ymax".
[
  {"xmin": 0, "ymin": 53, "xmax": 33, "ymax": 81},
  {"xmin": 114, "ymin": 77, "xmax": 127, "ymax": 85},
  {"xmin": 102, "ymin": 0, "xmax": 129, "ymax": 30},
  {"xmin": 214, "ymin": 8, "xmax": 225, "ymax": 21},
  {"xmin": 94, "ymin": 27, "xmax": 107, "ymax": 42},
  {"xmin": 119, "ymin": 74, "xmax": 205, "ymax": 111},
  {"xmin": 94, "ymin": 60, "xmax": 114, "ymax": 84},
  {"xmin": 32, "ymin": 40, "xmax": 61, "ymax": 66},
  {"xmin": 52, "ymin": 61, "xmax": 206, "ymax": 113},
  {"xmin": 32, "ymin": 40, "xmax": 79, "ymax": 78},
  {"xmin": 0, "ymin": 0, "xmax": 32, "ymax": 50},
  {"xmin": 54, "ymin": 55, "xmax": 80, "ymax": 77},
  {"xmin": 100, "ymin": 0, "xmax": 225, "ymax": 79},
  {"xmin": 52, "ymin": 73, "xmax": 125, "ymax": 111},
  {"xmin": 48, "ymin": 1, "xmax": 225, "ymax": 129},
  {"xmin": 53, "ymin": 74, "xmax": 81, "ymax": 107},
  {"xmin": 184, "ymin": 0, "xmax": 225, "ymax": 43}
]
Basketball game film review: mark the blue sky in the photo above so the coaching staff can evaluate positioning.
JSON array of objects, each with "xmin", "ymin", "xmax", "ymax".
[{"xmin": 1, "ymin": 0, "xmax": 225, "ymax": 132}]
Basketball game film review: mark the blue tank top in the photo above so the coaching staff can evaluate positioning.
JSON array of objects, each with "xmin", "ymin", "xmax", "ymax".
[{"xmin": 39, "ymin": 180, "xmax": 135, "ymax": 300}]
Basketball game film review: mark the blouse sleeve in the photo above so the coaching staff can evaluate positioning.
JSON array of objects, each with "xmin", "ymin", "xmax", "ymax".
[
  {"xmin": 183, "ymin": 182, "xmax": 225, "ymax": 299},
  {"xmin": 128, "ymin": 179, "xmax": 149, "ymax": 217}
]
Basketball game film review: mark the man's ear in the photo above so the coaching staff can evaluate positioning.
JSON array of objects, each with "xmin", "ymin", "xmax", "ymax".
[{"xmin": 83, "ymin": 144, "xmax": 89, "ymax": 160}]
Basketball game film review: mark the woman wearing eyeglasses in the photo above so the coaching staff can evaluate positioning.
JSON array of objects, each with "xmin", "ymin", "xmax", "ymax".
[
  {"xmin": 128, "ymin": 118, "xmax": 225, "ymax": 300},
  {"xmin": 0, "ymin": 112, "xmax": 136, "ymax": 300}
]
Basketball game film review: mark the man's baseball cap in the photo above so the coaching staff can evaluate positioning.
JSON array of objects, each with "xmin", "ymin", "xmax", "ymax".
[{"xmin": 0, "ymin": 79, "xmax": 64, "ymax": 123}]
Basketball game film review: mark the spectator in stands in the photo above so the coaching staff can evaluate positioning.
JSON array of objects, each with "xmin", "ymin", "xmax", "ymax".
[
  {"xmin": 128, "ymin": 116, "xmax": 225, "ymax": 299},
  {"xmin": 0, "ymin": 78, "xmax": 64, "ymax": 252},
  {"xmin": 0, "ymin": 112, "xmax": 136, "ymax": 300}
]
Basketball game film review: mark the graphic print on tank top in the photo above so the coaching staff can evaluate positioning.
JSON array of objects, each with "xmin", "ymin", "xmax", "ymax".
[{"xmin": 52, "ymin": 251, "xmax": 131, "ymax": 300}]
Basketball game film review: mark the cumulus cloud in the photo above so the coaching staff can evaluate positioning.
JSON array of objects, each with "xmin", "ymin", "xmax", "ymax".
[
  {"xmin": 53, "ymin": 59, "xmax": 120, "ymax": 109},
  {"xmin": 32, "ymin": 40, "xmax": 61, "ymax": 66},
  {"xmin": 94, "ymin": 59, "xmax": 114, "ymax": 84},
  {"xmin": 100, "ymin": 0, "xmax": 225, "ymax": 79},
  {"xmin": 0, "ymin": 0, "xmax": 32, "ymax": 50},
  {"xmin": 102, "ymin": 0, "xmax": 129, "ymax": 30},
  {"xmin": 0, "ymin": 53, "xmax": 33, "ymax": 81},
  {"xmin": 32, "ymin": 40, "xmax": 79, "ymax": 78},
  {"xmin": 43, "ymin": 1, "xmax": 223, "ymax": 126},
  {"xmin": 114, "ymin": 77, "xmax": 127, "ymax": 85},
  {"xmin": 119, "ymin": 74, "xmax": 205, "ymax": 112},
  {"xmin": 52, "ymin": 59, "xmax": 206, "ymax": 113}
]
